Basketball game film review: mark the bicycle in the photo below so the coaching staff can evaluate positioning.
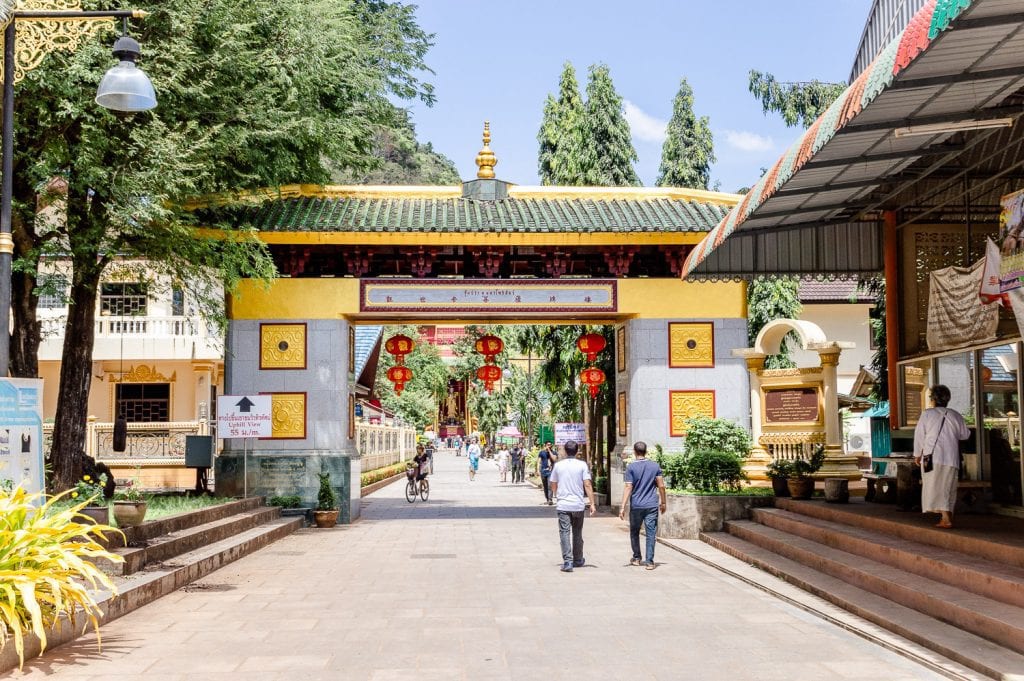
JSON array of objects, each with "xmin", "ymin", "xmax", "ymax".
[{"xmin": 405, "ymin": 464, "xmax": 430, "ymax": 503}]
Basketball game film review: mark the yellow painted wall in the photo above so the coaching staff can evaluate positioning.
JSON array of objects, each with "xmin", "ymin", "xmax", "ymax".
[{"xmin": 229, "ymin": 278, "xmax": 747, "ymax": 321}]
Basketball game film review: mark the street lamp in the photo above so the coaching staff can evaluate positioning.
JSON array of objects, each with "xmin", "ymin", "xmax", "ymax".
[{"xmin": 0, "ymin": 9, "xmax": 154, "ymax": 376}]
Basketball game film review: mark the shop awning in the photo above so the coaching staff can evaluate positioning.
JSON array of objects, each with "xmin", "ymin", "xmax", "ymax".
[{"xmin": 684, "ymin": 0, "xmax": 1024, "ymax": 280}]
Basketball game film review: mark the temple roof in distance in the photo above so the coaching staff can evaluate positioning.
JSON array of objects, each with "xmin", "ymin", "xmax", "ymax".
[{"xmin": 194, "ymin": 183, "xmax": 739, "ymax": 235}]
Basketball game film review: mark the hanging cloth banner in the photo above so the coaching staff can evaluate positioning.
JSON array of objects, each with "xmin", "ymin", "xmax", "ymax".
[
  {"xmin": 980, "ymin": 238, "xmax": 1009, "ymax": 306},
  {"xmin": 1008, "ymin": 288, "xmax": 1024, "ymax": 339},
  {"xmin": 998, "ymin": 188, "xmax": 1024, "ymax": 292},
  {"xmin": 926, "ymin": 257, "xmax": 998, "ymax": 351}
]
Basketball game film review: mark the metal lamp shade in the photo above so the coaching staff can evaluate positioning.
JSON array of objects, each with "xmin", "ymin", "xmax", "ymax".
[{"xmin": 95, "ymin": 60, "xmax": 157, "ymax": 112}]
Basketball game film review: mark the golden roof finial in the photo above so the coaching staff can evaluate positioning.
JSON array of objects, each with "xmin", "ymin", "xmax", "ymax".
[{"xmin": 475, "ymin": 121, "xmax": 497, "ymax": 179}]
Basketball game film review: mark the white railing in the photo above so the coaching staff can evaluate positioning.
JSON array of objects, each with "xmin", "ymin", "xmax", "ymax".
[
  {"xmin": 40, "ymin": 315, "xmax": 216, "ymax": 340},
  {"xmin": 43, "ymin": 418, "xmax": 214, "ymax": 465},
  {"xmin": 356, "ymin": 422, "xmax": 416, "ymax": 472}
]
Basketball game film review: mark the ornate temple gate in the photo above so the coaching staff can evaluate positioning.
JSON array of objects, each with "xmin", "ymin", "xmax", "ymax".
[{"xmin": 209, "ymin": 131, "xmax": 751, "ymax": 520}]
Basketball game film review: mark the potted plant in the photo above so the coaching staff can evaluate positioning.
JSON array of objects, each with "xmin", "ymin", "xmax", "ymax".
[
  {"xmin": 72, "ymin": 473, "xmax": 109, "ymax": 524},
  {"xmin": 765, "ymin": 459, "xmax": 793, "ymax": 497},
  {"xmin": 787, "ymin": 445, "xmax": 825, "ymax": 500},
  {"xmin": 313, "ymin": 472, "xmax": 339, "ymax": 528},
  {"xmin": 112, "ymin": 482, "xmax": 147, "ymax": 527}
]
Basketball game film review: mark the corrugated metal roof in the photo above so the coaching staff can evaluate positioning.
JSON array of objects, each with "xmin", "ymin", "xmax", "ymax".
[
  {"xmin": 684, "ymin": 0, "xmax": 1024, "ymax": 280},
  {"xmin": 799, "ymin": 278, "xmax": 875, "ymax": 302},
  {"xmin": 232, "ymin": 196, "xmax": 729, "ymax": 234},
  {"xmin": 354, "ymin": 326, "xmax": 383, "ymax": 383}
]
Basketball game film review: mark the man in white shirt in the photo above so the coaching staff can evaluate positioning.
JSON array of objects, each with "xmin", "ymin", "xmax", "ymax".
[{"xmin": 549, "ymin": 440, "xmax": 596, "ymax": 572}]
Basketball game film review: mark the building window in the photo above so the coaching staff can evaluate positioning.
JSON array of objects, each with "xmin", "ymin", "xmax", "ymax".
[
  {"xmin": 171, "ymin": 287, "xmax": 185, "ymax": 316},
  {"xmin": 36, "ymin": 274, "xmax": 68, "ymax": 309},
  {"xmin": 101, "ymin": 282, "xmax": 148, "ymax": 316},
  {"xmin": 115, "ymin": 383, "xmax": 170, "ymax": 422}
]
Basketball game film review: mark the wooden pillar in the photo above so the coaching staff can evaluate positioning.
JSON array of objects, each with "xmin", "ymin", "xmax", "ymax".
[{"xmin": 884, "ymin": 210, "xmax": 901, "ymax": 430}]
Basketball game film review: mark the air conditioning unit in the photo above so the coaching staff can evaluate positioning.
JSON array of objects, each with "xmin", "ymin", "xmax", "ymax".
[
  {"xmin": 846, "ymin": 416, "xmax": 872, "ymax": 454},
  {"xmin": 848, "ymin": 433, "xmax": 868, "ymax": 451}
]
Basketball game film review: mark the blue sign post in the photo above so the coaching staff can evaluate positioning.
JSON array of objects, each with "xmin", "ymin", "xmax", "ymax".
[{"xmin": 0, "ymin": 378, "xmax": 44, "ymax": 495}]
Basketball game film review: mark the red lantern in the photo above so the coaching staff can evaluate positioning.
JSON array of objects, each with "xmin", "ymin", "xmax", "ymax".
[
  {"xmin": 580, "ymin": 367, "xmax": 606, "ymax": 399},
  {"xmin": 476, "ymin": 364, "xmax": 502, "ymax": 391},
  {"xmin": 576, "ymin": 332, "xmax": 607, "ymax": 363},
  {"xmin": 474, "ymin": 334, "xmax": 504, "ymax": 364},
  {"xmin": 387, "ymin": 365, "xmax": 413, "ymax": 395},
  {"xmin": 385, "ymin": 334, "xmax": 415, "ymax": 365}
]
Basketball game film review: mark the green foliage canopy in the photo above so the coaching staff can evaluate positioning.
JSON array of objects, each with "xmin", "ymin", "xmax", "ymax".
[
  {"xmin": 537, "ymin": 62, "xmax": 590, "ymax": 186},
  {"xmin": 583, "ymin": 64, "xmax": 640, "ymax": 187},
  {"xmin": 747, "ymin": 70, "xmax": 846, "ymax": 128},
  {"xmin": 657, "ymin": 78, "xmax": 715, "ymax": 189}
]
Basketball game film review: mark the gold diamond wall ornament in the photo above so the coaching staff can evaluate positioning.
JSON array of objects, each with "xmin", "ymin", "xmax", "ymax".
[
  {"xmin": 260, "ymin": 323, "xmax": 306, "ymax": 370},
  {"xmin": 669, "ymin": 390, "xmax": 716, "ymax": 437},
  {"xmin": 669, "ymin": 322, "xmax": 715, "ymax": 368},
  {"xmin": 270, "ymin": 393, "xmax": 306, "ymax": 439},
  {"xmin": 1, "ymin": 1, "xmax": 117, "ymax": 83}
]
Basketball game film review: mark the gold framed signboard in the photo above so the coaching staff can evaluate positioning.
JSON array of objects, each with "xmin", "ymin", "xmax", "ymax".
[
  {"xmin": 618, "ymin": 392, "xmax": 627, "ymax": 437},
  {"xmin": 669, "ymin": 390, "xmax": 716, "ymax": 437},
  {"xmin": 265, "ymin": 392, "xmax": 307, "ymax": 439},
  {"xmin": 616, "ymin": 326, "xmax": 626, "ymax": 373},
  {"xmin": 763, "ymin": 387, "xmax": 822, "ymax": 425}
]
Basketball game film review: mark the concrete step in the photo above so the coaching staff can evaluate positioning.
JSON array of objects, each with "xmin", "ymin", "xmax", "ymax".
[
  {"xmin": 775, "ymin": 498, "xmax": 1024, "ymax": 570},
  {"xmin": 0, "ymin": 515, "xmax": 303, "ymax": 674},
  {"xmin": 108, "ymin": 496, "xmax": 265, "ymax": 548},
  {"xmin": 106, "ymin": 505, "xmax": 283, "ymax": 575},
  {"xmin": 702, "ymin": 531, "xmax": 1024, "ymax": 680},
  {"xmin": 724, "ymin": 520, "xmax": 1024, "ymax": 656},
  {"xmin": 751, "ymin": 507, "xmax": 1024, "ymax": 610}
]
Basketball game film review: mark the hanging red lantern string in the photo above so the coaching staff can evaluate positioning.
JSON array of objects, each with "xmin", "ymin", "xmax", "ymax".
[
  {"xmin": 474, "ymin": 334, "xmax": 504, "ymax": 365},
  {"xmin": 580, "ymin": 367, "xmax": 606, "ymax": 399},
  {"xmin": 387, "ymin": 365, "xmax": 413, "ymax": 395},
  {"xmin": 576, "ymin": 332, "xmax": 607, "ymax": 363},
  {"xmin": 476, "ymin": 364, "xmax": 502, "ymax": 392},
  {"xmin": 385, "ymin": 334, "xmax": 415, "ymax": 365}
]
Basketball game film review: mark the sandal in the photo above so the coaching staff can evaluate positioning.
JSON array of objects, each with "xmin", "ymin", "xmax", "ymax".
[{"xmin": 935, "ymin": 522, "xmax": 953, "ymax": 529}]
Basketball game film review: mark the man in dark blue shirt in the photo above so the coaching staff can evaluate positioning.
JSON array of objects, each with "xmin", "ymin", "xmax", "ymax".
[
  {"xmin": 618, "ymin": 441, "xmax": 666, "ymax": 569},
  {"xmin": 537, "ymin": 442, "xmax": 557, "ymax": 505}
]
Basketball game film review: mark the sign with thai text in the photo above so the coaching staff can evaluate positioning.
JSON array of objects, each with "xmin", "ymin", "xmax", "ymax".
[
  {"xmin": 217, "ymin": 395, "xmax": 273, "ymax": 438},
  {"xmin": 360, "ymin": 279, "xmax": 617, "ymax": 314},
  {"xmin": 764, "ymin": 388, "xmax": 820, "ymax": 424},
  {"xmin": 554, "ymin": 422, "xmax": 587, "ymax": 446},
  {"xmin": 0, "ymin": 378, "xmax": 44, "ymax": 495}
]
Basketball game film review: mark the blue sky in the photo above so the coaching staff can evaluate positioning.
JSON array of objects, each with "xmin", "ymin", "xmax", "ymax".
[{"xmin": 407, "ymin": 0, "xmax": 874, "ymax": 193}]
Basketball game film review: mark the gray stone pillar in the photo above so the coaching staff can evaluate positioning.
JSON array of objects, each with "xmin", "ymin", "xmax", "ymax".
[{"xmin": 216, "ymin": 319, "xmax": 360, "ymax": 521}]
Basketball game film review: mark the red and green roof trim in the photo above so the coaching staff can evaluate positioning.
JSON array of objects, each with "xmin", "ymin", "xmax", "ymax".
[{"xmin": 683, "ymin": 0, "xmax": 975, "ymax": 277}]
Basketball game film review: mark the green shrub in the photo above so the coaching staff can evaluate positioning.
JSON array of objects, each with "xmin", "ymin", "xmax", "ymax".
[
  {"xmin": 360, "ymin": 462, "xmax": 408, "ymax": 487},
  {"xmin": 593, "ymin": 476, "xmax": 609, "ymax": 495},
  {"xmin": 268, "ymin": 495, "xmax": 303, "ymax": 509},
  {"xmin": 683, "ymin": 416, "xmax": 753, "ymax": 458},
  {"xmin": 653, "ymin": 448, "xmax": 688, "ymax": 489},
  {"xmin": 0, "ymin": 487, "xmax": 124, "ymax": 667},
  {"xmin": 791, "ymin": 444, "xmax": 825, "ymax": 479},
  {"xmin": 680, "ymin": 450, "xmax": 747, "ymax": 492},
  {"xmin": 765, "ymin": 459, "xmax": 794, "ymax": 479},
  {"xmin": 316, "ymin": 473, "xmax": 337, "ymax": 511}
]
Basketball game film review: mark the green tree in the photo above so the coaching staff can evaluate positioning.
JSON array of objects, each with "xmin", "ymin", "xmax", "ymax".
[
  {"xmin": 583, "ymin": 64, "xmax": 639, "ymax": 187},
  {"xmin": 657, "ymin": 78, "xmax": 715, "ymax": 189},
  {"xmin": 537, "ymin": 62, "xmax": 589, "ymax": 186},
  {"xmin": 747, "ymin": 70, "xmax": 846, "ymax": 128},
  {"xmin": 13, "ymin": 0, "xmax": 437, "ymax": 489},
  {"xmin": 859, "ymin": 276, "xmax": 888, "ymax": 402},
  {"xmin": 747, "ymin": 278, "xmax": 802, "ymax": 369}
]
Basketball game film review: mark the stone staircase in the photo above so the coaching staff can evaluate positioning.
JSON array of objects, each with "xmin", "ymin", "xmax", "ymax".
[
  {"xmin": 701, "ymin": 499, "xmax": 1024, "ymax": 680},
  {"xmin": 0, "ymin": 497, "xmax": 303, "ymax": 672}
]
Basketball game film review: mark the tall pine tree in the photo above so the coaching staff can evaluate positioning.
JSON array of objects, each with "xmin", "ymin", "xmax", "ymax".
[
  {"xmin": 657, "ymin": 78, "xmax": 715, "ymax": 189},
  {"xmin": 583, "ymin": 64, "xmax": 639, "ymax": 187},
  {"xmin": 537, "ymin": 62, "xmax": 588, "ymax": 185}
]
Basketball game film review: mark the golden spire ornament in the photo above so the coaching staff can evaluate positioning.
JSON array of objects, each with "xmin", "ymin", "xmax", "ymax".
[{"xmin": 475, "ymin": 121, "xmax": 497, "ymax": 179}]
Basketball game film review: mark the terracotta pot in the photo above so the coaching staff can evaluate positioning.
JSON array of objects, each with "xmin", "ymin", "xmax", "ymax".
[
  {"xmin": 786, "ymin": 477, "xmax": 815, "ymax": 500},
  {"xmin": 823, "ymin": 478, "xmax": 850, "ymax": 504},
  {"xmin": 113, "ymin": 501, "xmax": 148, "ymax": 527},
  {"xmin": 313, "ymin": 509, "xmax": 339, "ymax": 528},
  {"xmin": 78, "ymin": 505, "xmax": 109, "ymax": 525},
  {"xmin": 771, "ymin": 477, "xmax": 791, "ymax": 497}
]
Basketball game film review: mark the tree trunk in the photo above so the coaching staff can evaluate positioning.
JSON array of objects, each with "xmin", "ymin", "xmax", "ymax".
[
  {"xmin": 48, "ymin": 274, "xmax": 99, "ymax": 490},
  {"xmin": 9, "ymin": 266, "xmax": 40, "ymax": 378}
]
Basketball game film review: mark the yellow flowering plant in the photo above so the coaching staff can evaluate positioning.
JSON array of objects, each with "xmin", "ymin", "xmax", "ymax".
[{"xmin": 71, "ymin": 473, "xmax": 107, "ymax": 504}]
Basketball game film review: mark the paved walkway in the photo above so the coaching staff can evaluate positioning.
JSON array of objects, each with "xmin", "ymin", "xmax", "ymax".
[{"xmin": 7, "ymin": 452, "xmax": 947, "ymax": 680}]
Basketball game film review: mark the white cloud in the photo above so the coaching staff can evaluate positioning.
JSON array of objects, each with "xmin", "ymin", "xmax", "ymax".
[
  {"xmin": 623, "ymin": 100, "xmax": 667, "ymax": 144},
  {"xmin": 723, "ymin": 129, "xmax": 774, "ymax": 153}
]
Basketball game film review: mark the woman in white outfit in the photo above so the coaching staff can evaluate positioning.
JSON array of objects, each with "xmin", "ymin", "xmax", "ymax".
[{"xmin": 913, "ymin": 384, "xmax": 970, "ymax": 529}]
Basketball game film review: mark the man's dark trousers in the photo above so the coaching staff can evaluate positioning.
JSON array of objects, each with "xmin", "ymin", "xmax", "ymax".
[
  {"xmin": 629, "ymin": 506, "xmax": 659, "ymax": 563},
  {"xmin": 558, "ymin": 510, "xmax": 585, "ymax": 563},
  {"xmin": 541, "ymin": 472, "xmax": 552, "ymax": 502}
]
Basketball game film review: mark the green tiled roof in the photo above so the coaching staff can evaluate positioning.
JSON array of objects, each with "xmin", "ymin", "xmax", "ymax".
[{"xmin": 233, "ymin": 196, "xmax": 730, "ymax": 233}]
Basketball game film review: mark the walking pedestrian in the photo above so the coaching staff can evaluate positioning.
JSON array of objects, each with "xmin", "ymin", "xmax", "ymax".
[
  {"xmin": 618, "ymin": 441, "xmax": 667, "ymax": 570},
  {"xmin": 496, "ymin": 445, "xmax": 510, "ymax": 482},
  {"xmin": 549, "ymin": 440, "xmax": 595, "ymax": 572},
  {"xmin": 510, "ymin": 444, "xmax": 523, "ymax": 483},
  {"xmin": 537, "ymin": 442, "xmax": 556, "ymax": 505},
  {"xmin": 914, "ymin": 384, "xmax": 970, "ymax": 529},
  {"xmin": 468, "ymin": 438, "xmax": 481, "ymax": 481}
]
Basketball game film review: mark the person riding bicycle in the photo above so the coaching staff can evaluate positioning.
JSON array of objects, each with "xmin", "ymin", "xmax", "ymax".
[{"xmin": 411, "ymin": 444, "xmax": 430, "ymax": 481}]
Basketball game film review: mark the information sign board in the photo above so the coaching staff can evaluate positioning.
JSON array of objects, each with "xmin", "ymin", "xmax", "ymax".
[
  {"xmin": 0, "ymin": 378, "xmax": 44, "ymax": 495},
  {"xmin": 217, "ymin": 395, "xmax": 272, "ymax": 438},
  {"xmin": 554, "ymin": 422, "xmax": 587, "ymax": 446}
]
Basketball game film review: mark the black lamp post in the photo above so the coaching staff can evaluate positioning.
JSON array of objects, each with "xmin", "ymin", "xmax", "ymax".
[{"xmin": 0, "ymin": 9, "xmax": 156, "ymax": 376}]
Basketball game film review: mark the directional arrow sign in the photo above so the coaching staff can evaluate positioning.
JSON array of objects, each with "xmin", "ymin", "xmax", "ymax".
[{"xmin": 217, "ymin": 395, "xmax": 272, "ymax": 439}]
